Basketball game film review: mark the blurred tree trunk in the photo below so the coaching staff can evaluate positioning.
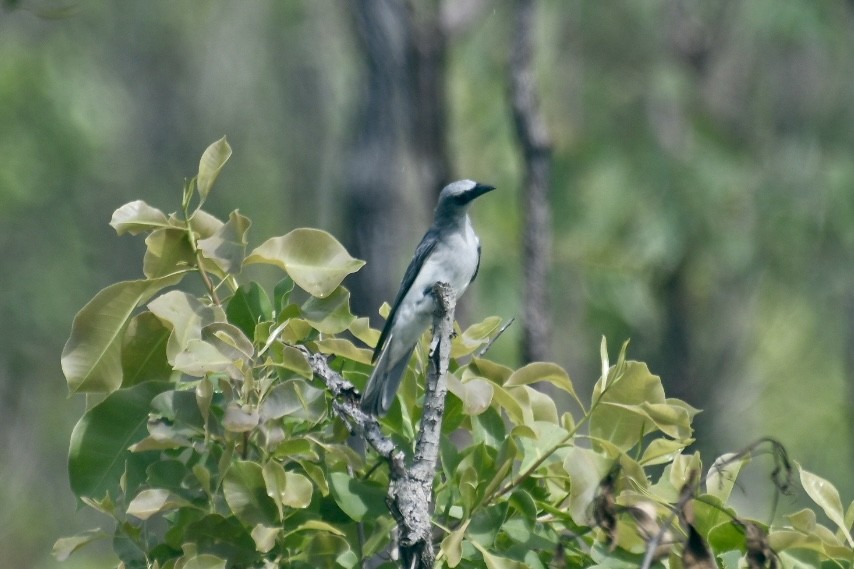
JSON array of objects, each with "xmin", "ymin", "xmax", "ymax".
[
  {"xmin": 342, "ymin": 1, "xmax": 452, "ymax": 324},
  {"xmin": 509, "ymin": 0, "xmax": 553, "ymax": 363}
]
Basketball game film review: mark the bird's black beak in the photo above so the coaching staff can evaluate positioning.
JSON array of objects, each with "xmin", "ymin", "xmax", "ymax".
[{"xmin": 471, "ymin": 183, "xmax": 496, "ymax": 199}]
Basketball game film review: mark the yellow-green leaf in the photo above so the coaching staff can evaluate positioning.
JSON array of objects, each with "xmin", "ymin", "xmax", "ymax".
[
  {"xmin": 798, "ymin": 463, "xmax": 854, "ymax": 547},
  {"xmin": 62, "ymin": 273, "xmax": 185, "ymax": 394},
  {"xmin": 197, "ymin": 136, "xmax": 232, "ymax": 200},
  {"xmin": 110, "ymin": 200, "xmax": 171, "ymax": 235},
  {"xmin": 245, "ymin": 228, "xmax": 364, "ymax": 298}
]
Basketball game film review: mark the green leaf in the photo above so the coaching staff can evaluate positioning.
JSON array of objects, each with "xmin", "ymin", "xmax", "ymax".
[
  {"xmin": 562, "ymin": 446, "xmax": 613, "ymax": 525},
  {"xmin": 639, "ymin": 437, "xmax": 690, "ymax": 466},
  {"xmin": 259, "ymin": 378, "xmax": 326, "ymax": 422},
  {"xmin": 143, "ymin": 228, "xmax": 195, "ymax": 278},
  {"xmin": 588, "ymin": 361, "xmax": 666, "ymax": 452},
  {"xmin": 223, "ymin": 403, "xmax": 260, "ymax": 432},
  {"xmin": 110, "ymin": 200, "xmax": 171, "ymax": 235},
  {"xmin": 301, "ymin": 286, "xmax": 356, "ymax": 334},
  {"xmin": 705, "ymin": 452, "xmax": 749, "ymax": 503},
  {"xmin": 62, "ymin": 273, "xmax": 184, "ymax": 394},
  {"xmin": 245, "ymin": 228, "xmax": 365, "ymax": 298},
  {"xmin": 250, "ymin": 524, "xmax": 280, "ymax": 553},
  {"xmin": 447, "ymin": 374, "xmax": 494, "ymax": 416},
  {"xmin": 312, "ymin": 338, "xmax": 373, "ymax": 366},
  {"xmin": 226, "ymin": 282, "xmax": 273, "ymax": 340},
  {"xmin": 470, "ymin": 540, "xmax": 527, "ymax": 569},
  {"xmin": 441, "ymin": 520, "xmax": 470, "ymax": 568},
  {"xmin": 328, "ymin": 471, "xmax": 387, "ymax": 522},
  {"xmin": 121, "ymin": 312, "xmax": 172, "ymax": 387},
  {"xmin": 505, "ymin": 362, "xmax": 579, "ymax": 405},
  {"xmin": 263, "ymin": 461, "xmax": 313, "ymax": 514},
  {"xmin": 196, "ymin": 136, "xmax": 232, "ymax": 201},
  {"xmin": 147, "ymin": 290, "xmax": 225, "ymax": 363},
  {"xmin": 452, "ymin": 316, "xmax": 503, "ymax": 358},
  {"xmin": 69, "ymin": 381, "xmax": 171, "ymax": 499},
  {"xmin": 223, "ymin": 460, "xmax": 279, "ymax": 528},
  {"xmin": 180, "ymin": 554, "xmax": 228, "ymax": 569},
  {"xmin": 798, "ymin": 463, "xmax": 854, "ymax": 547},
  {"xmin": 198, "ymin": 210, "xmax": 251, "ymax": 274},
  {"xmin": 273, "ymin": 276, "xmax": 295, "ymax": 313},
  {"xmin": 52, "ymin": 529, "xmax": 109, "ymax": 561},
  {"xmin": 126, "ymin": 488, "xmax": 190, "ymax": 520}
]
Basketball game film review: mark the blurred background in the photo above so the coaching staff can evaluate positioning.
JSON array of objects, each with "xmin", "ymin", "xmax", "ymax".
[{"xmin": 2, "ymin": 1, "xmax": 854, "ymax": 566}]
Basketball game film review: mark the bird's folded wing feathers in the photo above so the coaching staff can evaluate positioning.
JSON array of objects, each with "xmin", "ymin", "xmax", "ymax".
[{"xmin": 372, "ymin": 227, "xmax": 440, "ymax": 362}]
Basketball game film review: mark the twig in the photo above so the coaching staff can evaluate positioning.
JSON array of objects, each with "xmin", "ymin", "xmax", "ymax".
[{"xmin": 475, "ymin": 317, "xmax": 515, "ymax": 358}]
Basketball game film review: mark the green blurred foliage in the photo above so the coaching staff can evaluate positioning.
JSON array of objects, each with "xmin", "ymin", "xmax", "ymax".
[{"xmin": 3, "ymin": 0, "xmax": 854, "ymax": 566}]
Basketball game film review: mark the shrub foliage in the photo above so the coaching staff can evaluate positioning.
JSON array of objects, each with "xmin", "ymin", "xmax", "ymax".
[{"xmin": 57, "ymin": 139, "xmax": 854, "ymax": 568}]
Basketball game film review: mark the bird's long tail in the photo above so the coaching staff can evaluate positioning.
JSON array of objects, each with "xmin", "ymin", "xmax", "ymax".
[{"xmin": 361, "ymin": 342, "xmax": 415, "ymax": 416}]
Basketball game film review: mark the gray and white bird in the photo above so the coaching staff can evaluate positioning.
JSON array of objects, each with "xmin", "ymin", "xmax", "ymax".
[{"xmin": 361, "ymin": 179, "xmax": 495, "ymax": 416}]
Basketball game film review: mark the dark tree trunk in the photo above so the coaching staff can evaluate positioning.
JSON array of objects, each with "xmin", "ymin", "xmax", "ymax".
[{"xmin": 509, "ymin": 0, "xmax": 553, "ymax": 363}]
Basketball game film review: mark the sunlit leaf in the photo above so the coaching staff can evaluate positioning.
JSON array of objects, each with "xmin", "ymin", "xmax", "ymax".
[
  {"xmin": 52, "ymin": 529, "xmax": 109, "ymax": 561},
  {"xmin": 69, "ymin": 381, "xmax": 171, "ymax": 499},
  {"xmin": 198, "ymin": 210, "xmax": 251, "ymax": 274},
  {"xmin": 563, "ymin": 446, "xmax": 613, "ymax": 525},
  {"xmin": 589, "ymin": 361, "xmax": 666, "ymax": 451},
  {"xmin": 250, "ymin": 524, "xmax": 279, "ymax": 553},
  {"xmin": 506, "ymin": 361, "xmax": 579, "ymax": 405},
  {"xmin": 180, "ymin": 554, "xmax": 228, "ymax": 569},
  {"xmin": 147, "ymin": 290, "xmax": 225, "ymax": 363},
  {"xmin": 223, "ymin": 403, "xmax": 259, "ymax": 432},
  {"xmin": 441, "ymin": 520, "xmax": 470, "ymax": 568},
  {"xmin": 262, "ymin": 461, "xmax": 312, "ymax": 513},
  {"xmin": 259, "ymin": 378, "xmax": 325, "ymax": 422},
  {"xmin": 301, "ymin": 286, "xmax": 356, "ymax": 333},
  {"xmin": 705, "ymin": 453, "xmax": 749, "ymax": 503},
  {"xmin": 312, "ymin": 338, "xmax": 373, "ymax": 365},
  {"xmin": 447, "ymin": 374, "xmax": 494, "ymax": 415},
  {"xmin": 126, "ymin": 488, "xmax": 190, "ymax": 520},
  {"xmin": 452, "ymin": 316, "xmax": 503, "ymax": 358},
  {"xmin": 798, "ymin": 463, "xmax": 854, "ymax": 547},
  {"xmin": 639, "ymin": 437, "xmax": 690, "ymax": 466},
  {"xmin": 245, "ymin": 228, "xmax": 365, "ymax": 298},
  {"xmin": 470, "ymin": 539, "xmax": 527, "ymax": 569},
  {"xmin": 143, "ymin": 228, "xmax": 195, "ymax": 278},
  {"xmin": 196, "ymin": 136, "xmax": 232, "ymax": 201},
  {"xmin": 62, "ymin": 273, "xmax": 184, "ymax": 393},
  {"xmin": 223, "ymin": 460, "xmax": 278, "ymax": 528},
  {"xmin": 110, "ymin": 200, "xmax": 171, "ymax": 235}
]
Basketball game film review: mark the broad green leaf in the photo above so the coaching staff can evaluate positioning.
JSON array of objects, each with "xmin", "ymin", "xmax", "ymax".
[
  {"xmin": 328, "ymin": 471, "xmax": 387, "ymax": 522},
  {"xmin": 259, "ymin": 378, "xmax": 326, "ymax": 422},
  {"xmin": 301, "ymin": 286, "xmax": 356, "ymax": 333},
  {"xmin": 148, "ymin": 290, "xmax": 225, "ymax": 363},
  {"xmin": 69, "ymin": 381, "xmax": 171, "ymax": 499},
  {"xmin": 196, "ymin": 136, "xmax": 232, "ymax": 201},
  {"xmin": 798, "ymin": 463, "xmax": 854, "ymax": 547},
  {"xmin": 110, "ymin": 200, "xmax": 171, "ymax": 235},
  {"xmin": 198, "ymin": 210, "xmax": 251, "ymax": 274},
  {"xmin": 270, "ymin": 343, "xmax": 313, "ymax": 378},
  {"xmin": 188, "ymin": 209, "xmax": 225, "ymax": 238},
  {"xmin": 223, "ymin": 403, "xmax": 259, "ymax": 433},
  {"xmin": 263, "ymin": 461, "xmax": 312, "ymax": 513},
  {"xmin": 126, "ymin": 488, "xmax": 190, "ymax": 520},
  {"xmin": 470, "ymin": 540, "xmax": 526, "ymax": 569},
  {"xmin": 451, "ymin": 316, "xmax": 503, "ymax": 358},
  {"xmin": 562, "ymin": 446, "xmax": 613, "ymax": 525},
  {"xmin": 121, "ymin": 312, "xmax": 172, "ymax": 387},
  {"xmin": 180, "ymin": 554, "xmax": 228, "ymax": 569},
  {"xmin": 62, "ymin": 273, "xmax": 184, "ymax": 393},
  {"xmin": 52, "ymin": 529, "xmax": 109, "ymax": 561},
  {"xmin": 506, "ymin": 362, "xmax": 579, "ymax": 405},
  {"xmin": 312, "ymin": 338, "xmax": 373, "ymax": 365},
  {"xmin": 601, "ymin": 400, "xmax": 692, "ymax": 440},
  {"xmin": 469, "ymin": 357, "xmax": 514, "ymax": 385},
  {"xmin": 348, "ymin": 316, "xmax": 379, "ymax": 348},
  {"xmin": 639, "ymin": 437, "xmax": 690, "ymax": 466},
  {"xmin": 441, "ymin": 520, "xmax": 470, "ymax": 568},
  {"xmin": 181, "ymin": 514, "xmax": 257, "ymax": 563},
  {"xmin": 245, "ymin": 228, "xmax": 365, "ymax": 298},
  {"xmin": 447, "ymin": 374, "xmax": 494, "ymax": 415},
  {"xmin": 223, "ymin": 460, "xmax": 279, "ymax": 528},
  {"xmin": 273, "ymin": 276, "xmax": 295, "ymax": 313},
  {"xmin": 588, "ymin": 361, "xmax": 666, "ymax": 451},
  {"xmin": 250, "ymin": 524, "xmax": 280, "ymax": 553},
  {"xmin": 705, "ymin": 452, "xmax": 749, "ymax": 503},
  {"xmin": 226, "ymin": 282, "xmax": 273, "ymax": 340},
  {"xmin": 173, "ymin": 338, "xmax": 244, "ymax": 380},
  {"xmin": 143, "ymin": 228, "xmax": 195, "ymax": 278},
  {"xmin": 283, "ymin": 519, "xmax": 346, "ymax": 538}
]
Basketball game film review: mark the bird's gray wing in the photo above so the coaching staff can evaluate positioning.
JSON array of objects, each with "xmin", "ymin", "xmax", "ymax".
[{"xmin": 372, "ymin": 227, "xmax": 440, "ymax": 362}]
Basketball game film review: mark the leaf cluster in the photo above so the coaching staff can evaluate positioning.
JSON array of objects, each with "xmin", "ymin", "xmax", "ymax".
[{"xmin": 57, "ymin": 140, "xmax": 854, "ymax": 569}]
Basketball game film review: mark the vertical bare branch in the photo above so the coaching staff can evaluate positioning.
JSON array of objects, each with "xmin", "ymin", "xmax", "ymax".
[
  {"xmin": 389, "ymin": 282, "xmax": 455, "ymax": 568},
  {"xmin": 509, "ymin": 0, "xmax": 553, "ymax": 363}
]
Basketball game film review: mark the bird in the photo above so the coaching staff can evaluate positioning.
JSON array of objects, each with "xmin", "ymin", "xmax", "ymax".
[{"xmin": 361, "ymin": 179, "xmax": 495, "ymax": 416}]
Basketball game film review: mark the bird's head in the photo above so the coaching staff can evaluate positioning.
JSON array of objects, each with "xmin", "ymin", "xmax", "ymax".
[{"xmin": 434, "ymin": 179, "xmax": 495, "ymax": 221}]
